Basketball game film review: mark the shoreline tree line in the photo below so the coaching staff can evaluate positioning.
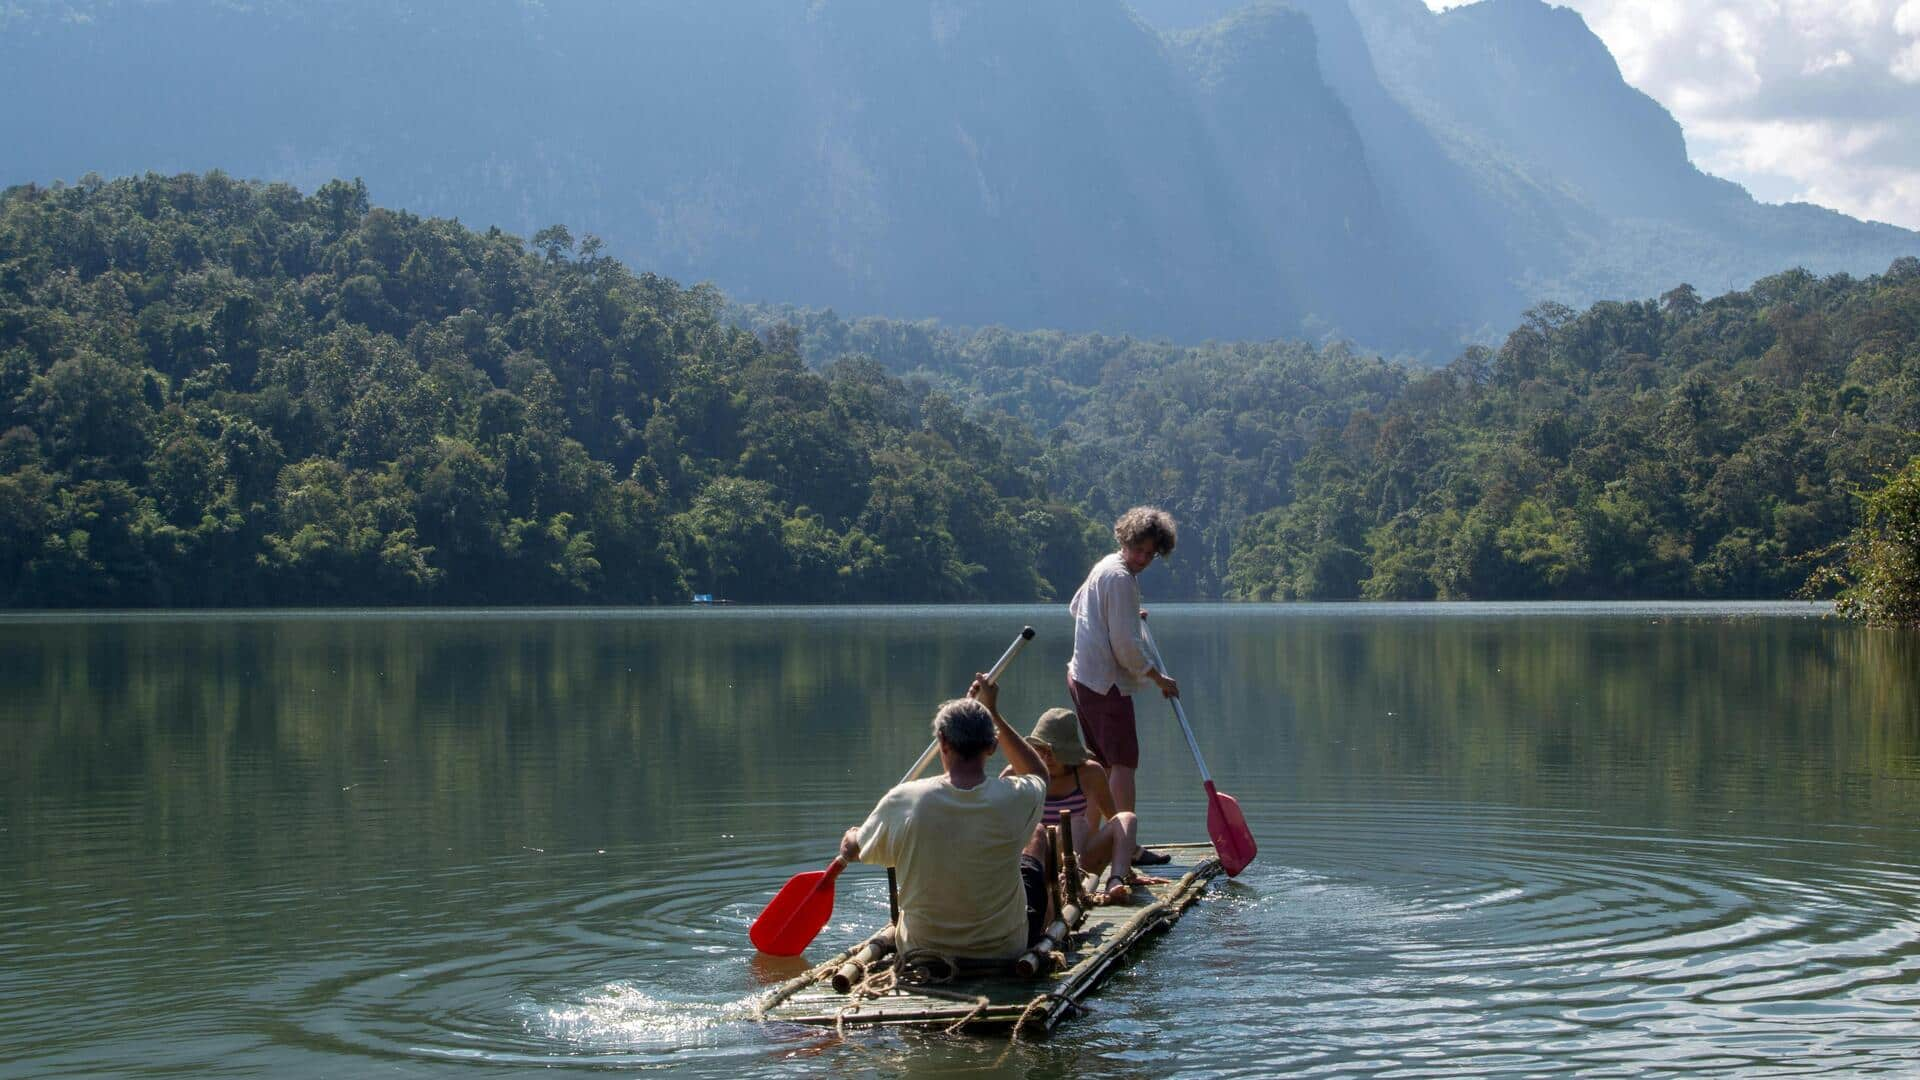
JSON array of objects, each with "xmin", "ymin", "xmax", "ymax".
[
  {"xmin": 741, "ymin": 259, "xmax": 1920, "ymax": 619},
  {"xmin": 0, "ymin": 173, "xmax": 1103, "ymax": 606},
  {"xmin": 4, "ymin": 173, "xmax": 1918, "ymax": 620}
]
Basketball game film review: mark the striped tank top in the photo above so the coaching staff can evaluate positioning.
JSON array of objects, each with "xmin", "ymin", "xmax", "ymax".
[{"xmin": 1042, "ymin": 770, "xmax": 1088, "ymax": 827}]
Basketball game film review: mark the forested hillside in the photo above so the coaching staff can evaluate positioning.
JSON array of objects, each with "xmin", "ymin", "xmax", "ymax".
[
  {"xmin": 0, "ymin": 174, "xmax": 1102, "ymax": 607},
  {"xmin": 745, "ymin": 256, "xmax": 1920, "ymax": 601},
  {"xmin": 3, "ymin": 0, "xmax": 1913, "ymax": 357},
  {"xmin": 8, "ymin": 173, "xmax": 1918, "ymax": 608}
]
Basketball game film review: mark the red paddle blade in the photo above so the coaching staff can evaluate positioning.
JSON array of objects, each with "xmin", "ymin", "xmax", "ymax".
[
  {"xmin": 749, "ymin": 863, "xmax": 842, "ymax": 956},
  {"xmin": 1204, "ymin": 781, "xmax": 1257, "ymax": 877}
]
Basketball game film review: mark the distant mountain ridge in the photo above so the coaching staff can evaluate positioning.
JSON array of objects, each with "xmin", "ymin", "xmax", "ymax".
[
  {"xmin": 1152, "ymin": 0, "xmax": 1919, "ymax": 327},
  {"xmin": 2, "ymin": 0, "xmax": 1914, "ymax": 355}
]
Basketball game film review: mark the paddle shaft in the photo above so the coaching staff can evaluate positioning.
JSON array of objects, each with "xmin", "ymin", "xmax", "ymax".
[
  {"xmin": 751, "ymin": 624, "xmax": 1039, "ymax": 954},
  {"xmin": 1139, "ymin": 615, "xmax": 1213, "ymax": 785},
  {"xmin": 899, "ymin": 625, "xmax": 1035, "ymax": 784},
  {"xmin": 1141, "ymin": 613, "xmax": 1258, "ymax": 878}
]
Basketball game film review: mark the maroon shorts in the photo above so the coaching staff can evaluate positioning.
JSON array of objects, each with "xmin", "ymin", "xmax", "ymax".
[{"xmin": 1068, "ymin": 677, "xmax": 1139, "ymax": 770}]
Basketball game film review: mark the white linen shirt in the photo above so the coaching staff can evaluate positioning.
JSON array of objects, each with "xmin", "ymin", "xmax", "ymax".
[{"xmin": 1066, "ymin": 551, "xmax": 1152, "ymax": 695}]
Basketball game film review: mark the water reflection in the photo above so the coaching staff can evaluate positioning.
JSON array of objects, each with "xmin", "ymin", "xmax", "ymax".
[
  {"xmin": 1, "ymin": 605, "xmax": 1918, "ymax": 1075},
  {"xmin": 1211, "ymin": 608, "xmax": 1920, "ymax": 827}
]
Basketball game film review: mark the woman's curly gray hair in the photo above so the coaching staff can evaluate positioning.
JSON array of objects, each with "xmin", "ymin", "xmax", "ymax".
[
  {"xmin": 931, "ymin": 697, "xmax": 996, "ymax": 758},
  {"xmin": 1114, "ymin": 506, "xmax": 1177, "ymax": 557}
]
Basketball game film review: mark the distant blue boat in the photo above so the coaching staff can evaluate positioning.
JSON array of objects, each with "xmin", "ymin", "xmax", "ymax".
[{"xmin": 692, "ymin": 593, "xmax": 714, "ymax": 605}]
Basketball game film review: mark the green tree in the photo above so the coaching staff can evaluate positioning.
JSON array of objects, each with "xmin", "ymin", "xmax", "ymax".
[
  {"xmin": 1827, "ymin": 456, "xmax": 1920, "ymax": 627},
  {"xmin": 672, "ymin": 476, "xmax": 787, "ymax": 601},
  {"xmin": 29, "ymin": 350, "xmax": 153, "ymax": 478}
]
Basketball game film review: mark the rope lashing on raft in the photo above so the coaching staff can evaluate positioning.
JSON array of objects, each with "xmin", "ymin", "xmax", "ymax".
[
  {"xmin": 756, "ymin": 850, "xmax": 1225, "ymax": 1037},
  {"xmin": 835, "ymin": 949, "xmax": 995, "ymax": 1035},
  {"xmin": 985, "ymin": 990, "xmax": 1084, "ymax": 1069},
  {"xmin": 834, "ymin": 939, "xmax": 1085, "ymax": 1036},
  {"xmin": 1009, "ymin": 990, "xmax": 1077, "ymax": 1039}
]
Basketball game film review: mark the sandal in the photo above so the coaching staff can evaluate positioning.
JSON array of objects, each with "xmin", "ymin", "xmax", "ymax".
[
  {"xmin": 1092, "ymin": 870, "xmax": 1132, "ymax": 905},
  {"xmin": 1133, "ymin": 847, "xmax": 1173, "ymax": 866}
]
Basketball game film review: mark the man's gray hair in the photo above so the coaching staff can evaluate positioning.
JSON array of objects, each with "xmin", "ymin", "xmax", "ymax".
[
  {"xmin": 1114, "ymin": 505, "xmax": 1177, "ymax": 556},
  {"xmin": 932, "ymin": 698, "xmax": 995, "ymax": 759}
]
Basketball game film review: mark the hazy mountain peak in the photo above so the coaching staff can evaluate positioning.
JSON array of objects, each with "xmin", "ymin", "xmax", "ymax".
[{"xmin": 1, "ymin": 0, "xmax": 1912, "ymax": 356}]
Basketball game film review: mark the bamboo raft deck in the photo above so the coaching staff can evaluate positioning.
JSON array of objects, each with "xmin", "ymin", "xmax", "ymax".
[{"xmin": 753, "ymin": 842, "xmax": 1223, "ymax": 1036}]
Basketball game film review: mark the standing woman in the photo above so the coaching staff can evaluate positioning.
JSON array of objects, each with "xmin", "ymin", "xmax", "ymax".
[{"xmin": 1066, "ymin": 506, "xmax": 1179, "ymax": 863}]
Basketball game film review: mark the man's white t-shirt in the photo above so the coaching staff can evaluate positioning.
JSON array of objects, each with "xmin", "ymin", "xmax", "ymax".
[{"xmin": 855, "ymin": 772, "xmax": 1046, "ymax": 959}]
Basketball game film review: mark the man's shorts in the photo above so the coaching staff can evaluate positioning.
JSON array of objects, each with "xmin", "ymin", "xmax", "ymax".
[
  {"xmin": 1019, "ymin": 853, "xmax": 1048, "ymax": 947},
  {"xmin": 1068, "ymin": 677, "xmax": 1139, "ymax": 770}
]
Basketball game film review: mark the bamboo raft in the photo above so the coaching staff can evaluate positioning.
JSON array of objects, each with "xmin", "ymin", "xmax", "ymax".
[{"xmin": 753, "ymin": 840, "xmax": 1222, "ymax": 1036}]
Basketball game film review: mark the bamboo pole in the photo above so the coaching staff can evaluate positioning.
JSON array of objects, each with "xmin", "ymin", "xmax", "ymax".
[
  {"xmin": 1015, "ymin": 901, "xmax": 1083, "ymax": 977},
  {"xmin": 1045, "ymin": 824, "xmax": 1064, "ymax": 915},
  {"xmin": 757, "ymin": 849, "xmax": 1225, "ymax": 1031},
  {"xmin": 831, "ymin": 927, "xmax": 897, "ymax": 994},
  {"xmin": 1058, "ymin": 808, "xmax": 1087, "ymax": 910},
  {"xmin": 754, "ymin": 927, "xmax": 887, "ymax": 1017},
  {"xmin": 1016, "ymin": 824, "xmax": 1082, "ymax": 977}
]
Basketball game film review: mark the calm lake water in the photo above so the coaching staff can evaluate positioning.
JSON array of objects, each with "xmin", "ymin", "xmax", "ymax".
[{"xmin": 2, "ymin": 603, "xmax": 1918, "ymax": 1077}]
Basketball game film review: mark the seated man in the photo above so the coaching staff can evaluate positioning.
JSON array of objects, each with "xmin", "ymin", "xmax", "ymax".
[{"xmin": 840, "ymin": 676, "xmax": 1050, "ymax": 960}]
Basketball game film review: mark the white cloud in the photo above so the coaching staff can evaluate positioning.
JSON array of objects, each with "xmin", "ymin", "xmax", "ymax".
[
  {"xmin": 1896, "ymin": 41, "xmax": 1920, "ymax": 82},
  {"xmin": 1423, "ymin": 0, "xmax": 1920, "ymax": 230},
  {"xmin": 1803, "ymin": 50, "xmax": 1854, "ymax": 75}
]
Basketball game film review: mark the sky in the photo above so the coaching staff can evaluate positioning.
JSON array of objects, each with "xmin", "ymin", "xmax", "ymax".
[{"xmin": 1426, "ymin": 0, "xmax": 1920, "ymax": 231}]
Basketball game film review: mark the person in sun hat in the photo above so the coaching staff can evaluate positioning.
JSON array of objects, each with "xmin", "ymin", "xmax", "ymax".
[
  {"xmin": 1066, "ymin": 505, "xmax": 1179, "ymax": 866},
  {"xmin": 1018, "ymin": 706, "xmax": 1164, "ymax": 904}
]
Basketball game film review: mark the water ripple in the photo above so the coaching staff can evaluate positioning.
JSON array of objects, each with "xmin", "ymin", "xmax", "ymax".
[
  {"xmin": 8, "ymin": 805, "xmax": 1918, "ymax": 1075},
  {"xmin": 1121, "ymin": 804, "xmax": 1920, "ymax": 1077}
]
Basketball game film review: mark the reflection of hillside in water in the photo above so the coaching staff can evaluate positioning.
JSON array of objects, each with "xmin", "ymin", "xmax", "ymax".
[
  {"xmin": 5, "ymin": 609, "xmax": 1918, "ymax": 890},
  {"xmin": 0, "ymin": 613, "xmax": 1053, "ymax": 883},
  {"xmin": 1213, "ymin": 611, "xmax": 1920, "ymax": 827},
  {"xmin": 3, "ymin": 607, "xmax": 1917, "ymax": 1075}
]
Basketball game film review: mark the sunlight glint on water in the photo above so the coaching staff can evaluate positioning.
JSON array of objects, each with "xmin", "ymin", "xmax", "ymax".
[{"xmin": 0, "ymin": 604, "xmax": 1916, "ymax": 1075}]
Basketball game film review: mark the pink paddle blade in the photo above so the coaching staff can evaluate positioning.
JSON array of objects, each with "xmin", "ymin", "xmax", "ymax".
[
  {"xmin": 1204, "ymin": 781, "xmax": 1257, "ymax": 877},
  {"xmin": 749, "ymin": 860, "xmax": 845, "ymax": 956}
]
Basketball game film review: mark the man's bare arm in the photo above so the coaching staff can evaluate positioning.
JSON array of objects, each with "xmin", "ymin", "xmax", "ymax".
[{"xmin": 970, "ymin": 674, "xmax": 1045, "ymax": 778}]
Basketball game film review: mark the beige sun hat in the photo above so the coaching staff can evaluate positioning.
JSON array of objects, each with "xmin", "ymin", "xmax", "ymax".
[{"xmin": 1027, "ymin": 707, "xmax": 1090, "ymax": 766}]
